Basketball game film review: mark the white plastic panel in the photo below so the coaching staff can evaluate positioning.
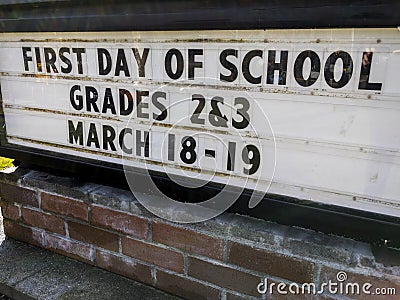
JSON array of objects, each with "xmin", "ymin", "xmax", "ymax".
[{"xmin": 0, "ymin": 28, "xmax": 399, "ymax": 217}]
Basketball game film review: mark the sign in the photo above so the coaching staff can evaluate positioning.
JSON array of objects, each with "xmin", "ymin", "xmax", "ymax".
[{"xmin": 1, "ymin": 29, "xmax": 400, "ymax": 218}]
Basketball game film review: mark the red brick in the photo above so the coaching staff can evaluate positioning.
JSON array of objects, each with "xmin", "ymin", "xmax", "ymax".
[
  {"xmin": 21, "ymin": 207, "xmax": 65, "ymax": 235},
  {"xmin": 3, "ymin": 219, "xmax": 43, "ymax": 246},
  {"xmin": 96, "ymin": 250, "xmax": 152, "ymax": 285},
  {"xmin": 227, "ymin": 292, "xmax": 262, "ymax": 300},
  {"xmin": 269, "ymin": 292, "xmax": 333, "ymax": 300},
  {"xmin": 91, "ymin": 205, "xmax": 148, "ymax": 239},
  {"xmin": 188, "ymin": 257, "xmax": 262, "ymax": 297},
  {"xmin": 228, "ymin": 242, "xmax": 315, "ymax": 283},
  {"xmin": 68, "ymin": 221, "xmax": 119, "ymax": 252},
  {"xmin": 41, "ymin": 193, "xmax": 88, "ymax": 221},
  {"xmin": 266, "ymin": 278, "xmax": 333, "ymax": 300},
  {"xmin": 0, "ymin": 201, "xmax": 20, "ymax": 221},
  {"xmin": 152, "ymin": 221, "xmax": 224, "ymax": 260},
  {"xmin": 320, "ymin": 266, "xmax": 400, "ymax": 300},
  {"xmin": 0, "ymin": 183, "xmax": 38, "ymax": 207},
  {"xmin": 122, "ymin": 237, "xmax": 184, "ymax": 273},
  {"xmin": 155, "ymin": 270, "xmax": 221, "ymax": 300},
  {"xmin": 45, "ymin": 233, "xmax": 94, "ymax": 264}
]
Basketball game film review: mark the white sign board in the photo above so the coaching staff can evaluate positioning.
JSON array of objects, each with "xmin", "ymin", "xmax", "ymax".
[{"xmin": 0, "ymin": 29, "xmax": 400, "ymax": 217}]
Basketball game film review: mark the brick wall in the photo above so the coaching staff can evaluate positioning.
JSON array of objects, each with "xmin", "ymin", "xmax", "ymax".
[{"xmin": 0, "ymin": 168, "xmax": 399, "ymax": 299}]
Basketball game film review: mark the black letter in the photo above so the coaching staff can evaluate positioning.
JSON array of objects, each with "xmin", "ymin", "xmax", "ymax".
[
  {"xmin": 115, "ymin": 49, "xmax": 130, "ymax": 77},
  {"xmin": 136, "ymin": 130, "xmax": 149, "ymax": 157},
  {"xmin": 87, "ymin": 123, "xmax": 100, "ymax": 148},
  {"xmin": 68, "ymin": 120, "xmax": 83, "ymax": 145},
  {"xmin": 97, "ymin": 48, "xmax": 112, "ymax": 75},
  {"xmin": 358, "ymin": 52, "xmax": 382, "ymax": 91},
  {"xmin": 44, "ymin": 48, "xmax": 58, "ymax": 73},
  {"xmin": 102, "ymin": 125, "xmax": 116, "ymax": 151},
  {"xmin": 152, "ymin": 91, "xmax": 167, "ymax": 121},
  {"xmin": 70, "ymin": 85, "xmax": 83, "ymax": 110},
  {"xmin": 59, "ymin": 48, "xmax": 72, "ymax": 74},
  {"xmin": 242, "ymin": 50, "xmax": 263, "ymax": 84},
  {"xmin": 324, "ymin": 51, "xmax": 353, "ymax": 88},
  {"xmin": 165, "ymin": 49, "xmax": 184, "ymax": 80},
  {"xmin": 294, "ymin": 50, "xmax": 321, "ymax": 87},
  {"xmin": 188, "ymin": 49, "xmax": 203, "ymax": 80},
  {"xmin": 119, "ymin": 89, "xmax": 134, "ymax": 116},
  {"xmin": 119, "ymin": 128, "xmax": 133, "ymax": 154},
  {"xmin": 85, "ymin": 86, "xmax": 99, "ymax": 112},
  {"xmin": 136, "ymin": 90, "xmax": 149, "ymax": 119},
  {"xmin": 267, "ymin": 50, "xmax": 288, "ymax": 85},
  {"xmin": 102, "ymin": 88, "xmax": 116, "ymax": 114},
  {"xmin": 22, "ymin": 47, "xmax": 32, "ymax": 71},
  {"xmin": 132, "ymin": 48, "xmax": 149, "ymax": 77},
  {"xmin": 34, "ymin": 47, "xmax": 42, "ymax": 72},
  {"xmin": 219, "ymin": 49, "xmax": 238, "ymax": 82},
  {"xmin": 72, "ymin": 48, "xmax": 85, "ymax": 74}
]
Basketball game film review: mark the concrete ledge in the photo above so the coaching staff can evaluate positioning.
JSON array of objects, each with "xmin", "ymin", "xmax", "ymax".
[{"xmin": 0, "ymin": 238, "xmax": 180, "ymax": 300}]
